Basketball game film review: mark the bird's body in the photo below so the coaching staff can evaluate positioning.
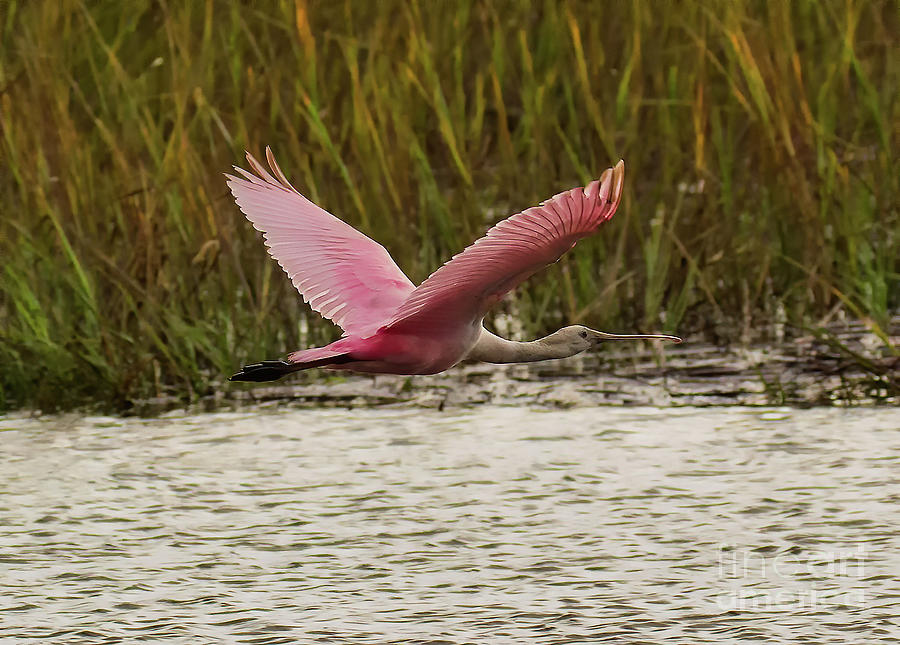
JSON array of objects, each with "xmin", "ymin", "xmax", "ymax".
[
  {"xmin": 311, "ymin": 322, "xmax": 482, "ymax": 375},
  {"xmin": 227, "ymin": 149, "xmax": 680, "ymax": 382}
]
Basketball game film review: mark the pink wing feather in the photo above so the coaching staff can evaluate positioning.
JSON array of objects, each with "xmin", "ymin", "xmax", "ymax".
[
  {"xmin": 226, "ymin": 148, "xmax": 415, "ymax": 337},
  {"xmin": 384, "ymin": 161, "xmax": 625, "ymax": 333}
]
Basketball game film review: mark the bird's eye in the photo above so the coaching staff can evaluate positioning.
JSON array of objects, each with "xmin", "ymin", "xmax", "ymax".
[{"xmin": 579, "ymin": 330, "xmax": 588, "ymax": 339}]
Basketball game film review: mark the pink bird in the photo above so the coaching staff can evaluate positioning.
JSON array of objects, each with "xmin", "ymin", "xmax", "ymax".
[{"xmin": 227, "ymin": 148, "xmax": 681, "ymax": 382}]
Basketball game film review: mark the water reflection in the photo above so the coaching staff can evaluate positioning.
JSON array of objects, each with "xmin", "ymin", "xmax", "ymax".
[{"xmin": 1, "ymin": 407, "xmax": 897, "ymax": 642}]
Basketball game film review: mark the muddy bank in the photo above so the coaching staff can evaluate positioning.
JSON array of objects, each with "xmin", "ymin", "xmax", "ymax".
[{"xmin": 179, "ymin": 317, "xmax": 898, "ymax": 412}]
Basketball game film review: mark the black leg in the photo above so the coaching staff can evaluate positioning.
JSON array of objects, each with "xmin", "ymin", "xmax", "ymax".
[{"xmin": 229, "ymin": 360, "xmax": 297, "ymax": 382}]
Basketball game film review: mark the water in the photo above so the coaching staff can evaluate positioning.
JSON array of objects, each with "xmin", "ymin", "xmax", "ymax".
[{"xmin": 1, "ymin": 406, "xmax": 898, "ymax": 644}]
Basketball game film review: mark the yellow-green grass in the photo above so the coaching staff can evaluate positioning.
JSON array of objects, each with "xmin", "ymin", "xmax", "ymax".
[{"xmin": 1, "ymin": 0, "xmax": 897, "ymax": 410}]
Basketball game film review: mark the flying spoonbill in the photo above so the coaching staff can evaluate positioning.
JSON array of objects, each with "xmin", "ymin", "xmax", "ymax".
[{"xmin": 227, "ymin": 149, "xmax": 680, "ymax": 381}]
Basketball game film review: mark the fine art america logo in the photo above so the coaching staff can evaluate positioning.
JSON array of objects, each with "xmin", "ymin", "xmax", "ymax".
[{"xmin": 715, "ymin": 544, "xmax": 867, "ymax": 610}]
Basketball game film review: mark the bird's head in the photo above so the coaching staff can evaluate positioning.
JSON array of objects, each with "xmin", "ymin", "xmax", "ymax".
[{"xmin": 556, "ymin": 325, "xmax": 683, "ymax": 353}]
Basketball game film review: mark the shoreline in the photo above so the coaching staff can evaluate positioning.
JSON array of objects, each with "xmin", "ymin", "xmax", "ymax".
[{"xmin": 4, "ymin": 317, "xmax": 896, "ymax": 418}]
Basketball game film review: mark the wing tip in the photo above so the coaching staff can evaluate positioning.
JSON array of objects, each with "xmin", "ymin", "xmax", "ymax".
[{"xmin": 611, "ymin": 159, "xmax": 625, "ymax": 205}]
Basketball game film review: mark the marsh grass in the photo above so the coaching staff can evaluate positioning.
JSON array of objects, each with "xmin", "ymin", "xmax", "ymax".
[{"xmin": 1, "ymin": 0, "xmax": 897, "ymax": 411}]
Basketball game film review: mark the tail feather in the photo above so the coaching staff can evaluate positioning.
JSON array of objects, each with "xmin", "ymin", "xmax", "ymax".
[{"xmin": 230, "ymin": 349, "xmax": 353, "ymax": 382}]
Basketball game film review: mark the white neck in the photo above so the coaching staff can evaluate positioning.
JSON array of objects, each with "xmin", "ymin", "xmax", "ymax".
[{"xmin": 465, "ymin": 328, "xmax": 580, "ymax": 364}]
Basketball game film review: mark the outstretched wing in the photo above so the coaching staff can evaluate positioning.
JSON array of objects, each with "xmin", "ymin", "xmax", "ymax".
[
  {"xmin": 383, "ymin": 161, "xmax": 625, "ymax": 333},
  {"xmin": 226, "ymin": 148, "xmax": 416, "ymax": 337}
]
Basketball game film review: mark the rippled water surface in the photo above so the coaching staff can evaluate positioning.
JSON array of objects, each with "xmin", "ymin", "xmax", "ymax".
[{"xmin": 2, "ymin": 406, "xmax": 898, "ymax": 643}]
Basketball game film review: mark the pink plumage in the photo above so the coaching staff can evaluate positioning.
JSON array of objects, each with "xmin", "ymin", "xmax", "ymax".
[
  {"xmin": 385, "ymin": 170, "xmax": 621, "ymax": 333},
  {"xmin": 225, "ymin": 148, "xmax": 415, "ymax": 338},
  {"xmin": 227, "ymin": 149, "xmax": 679, "ymax": 382}
]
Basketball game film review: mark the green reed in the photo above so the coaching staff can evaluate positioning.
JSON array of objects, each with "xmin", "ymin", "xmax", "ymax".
[{"xmin": 1, "ymin": 0, "xmax": 897, "ymax": 411}]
